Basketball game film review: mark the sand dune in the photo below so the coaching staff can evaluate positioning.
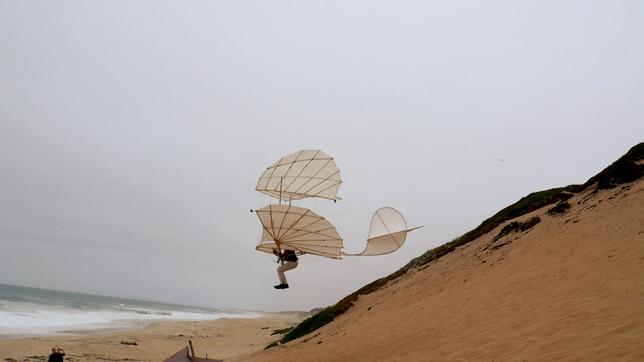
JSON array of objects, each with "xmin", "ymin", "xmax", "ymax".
[{"xmin": 238, "ymin": 179, "xmax": 644, "ymax": 361}]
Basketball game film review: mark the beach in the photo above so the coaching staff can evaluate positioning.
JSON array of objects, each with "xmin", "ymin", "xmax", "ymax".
[{"xmin": 0, "ymin": 314, "xmax": 300, "ymax": 361}]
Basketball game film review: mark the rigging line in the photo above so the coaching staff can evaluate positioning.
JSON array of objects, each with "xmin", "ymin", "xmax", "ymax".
[
  {"xmin": 282, "ymin": 240, "xmax": 343, "ymax": 246},
  {"xmin": 287, "ymin": 247, "xmax": 339, "ymax": 258},
  {"xmin": 286, "ymin": 251, "xmax": 341, "ymax": 259},
  {"xmin": 324, "ymin": 222, "xmax": 362, "ymax": 231},
  {"xmin": 299, "ymin": 250, "xmax": 339, "ymax": 258},
  {"xmin": 280, "ymin": 242, "xmax": 342, "ymax": 248},
  {"xmin": 265, "ymin": 208, "xmax": 324, "ymax": 220},
  {"xmin": 279, "ymin": 223, "xmax": 340, "ymax": 236},
  {"xmin": 280, "ymin": 223, "xmax": 331, "ymax": 242},
  {"xmin": 281, "ymin": 230, "xmax": 342, "ymax": 243},
  {"xmin": 280, "ymin": 225, "xmax": 339, "ymax": 233},
  {"xmin": 323, "ymin": 211, "xmax": 373, "ymax": 216},
  {"xmin": 277, "ymin": 228, "xmax": 342, "ymax": 240},
  {"xmin": 279, "ymin": 242, "xmax": 338, "ymax": 249},
  {"xmin": 279, "ymin": 225, "xmax": 339, "ymax": 239},
  {"xmin": 262, "ymin": 190, "xmax": 303, "ymax": 201},
  {"xmin": 259, "ymin": 189, "xmax": 338, "ymax": 202}
]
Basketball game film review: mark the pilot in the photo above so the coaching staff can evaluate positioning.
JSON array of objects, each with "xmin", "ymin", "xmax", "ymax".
[{"xmin": 273, "ymin": 249, "xmax": 299, "ymax": 289}]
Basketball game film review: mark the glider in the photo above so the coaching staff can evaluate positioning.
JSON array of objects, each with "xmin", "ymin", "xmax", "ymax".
[{"xmin": 252, "ymin": 150, "xmax": 421, "ymax": 259}]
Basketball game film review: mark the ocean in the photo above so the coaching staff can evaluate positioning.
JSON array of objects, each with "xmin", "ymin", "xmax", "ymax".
[{"xmin": 0, "ymin": 283, "xmax": 257, "ymax": 337}]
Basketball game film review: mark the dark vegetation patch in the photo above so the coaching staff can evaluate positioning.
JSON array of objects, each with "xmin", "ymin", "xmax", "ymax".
[
  {"xmin": 556, "ymin": 191, "xmax": 575, "ymax": 202},
  {"xmin": 490, "ymin": 240, "xmax": 512, "ymax": 251},
  {"xmin": 264, "ymin": 341, "xmax": 279, "ymax": 350},
  {"xmin": 493, "ymin": 216, "xmax": 541, "ymax": 241},
  {"xmin": 271, "ymin": 327, "xmax": 293, "ymax": 335},
  {"xmin": 279, "ymin": 305, "xmax": 341, "ymax": 344},
  {"xmin": 547, "ymin": 202, "xmax": 571, "ymax": 216},
  {"xmin": 584, "ymin": 143, "xmax": 643, "ymax": 190},
  {"xmin": 273, "ymin": 143, "xmax": 644, "ymax": 348}
]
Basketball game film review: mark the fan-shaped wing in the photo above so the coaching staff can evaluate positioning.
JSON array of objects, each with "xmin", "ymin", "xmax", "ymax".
[
  {"xmin": 254, "ymin": 204, "xmax": 343, "ymax": 259},
  {"xmin": 256, "ymin": 150, "xmax": 342, "ymax": 201},
  {"xmin": 344, "ymin": 207, "xmax": 421, "ymax": 256}
]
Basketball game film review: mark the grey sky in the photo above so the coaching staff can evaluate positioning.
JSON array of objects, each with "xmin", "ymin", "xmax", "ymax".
[{"xmin": 1, "ymin": 1, "xmax": 642, "ymax": 311}]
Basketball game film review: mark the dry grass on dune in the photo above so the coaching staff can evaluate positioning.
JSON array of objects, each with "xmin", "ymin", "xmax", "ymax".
[{"xmin": 236, "ymin": 179, "xmax": 644, "ymax": 361}]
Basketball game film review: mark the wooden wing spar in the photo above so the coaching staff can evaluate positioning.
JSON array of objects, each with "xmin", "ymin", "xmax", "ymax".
[{"xmin": 252, "ymin": 150, "xmax": 421, "ymax": 259}]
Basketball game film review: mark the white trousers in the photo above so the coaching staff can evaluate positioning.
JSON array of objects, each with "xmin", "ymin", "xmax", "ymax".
[{"xmin": 277, "ymin": 261, "xmax": 298, "ymax": 284}]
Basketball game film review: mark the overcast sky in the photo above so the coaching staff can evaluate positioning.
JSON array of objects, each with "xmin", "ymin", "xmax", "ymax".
[{"xmin": 1, "ymin": 1, "xmax": 642, "ymax": 311}]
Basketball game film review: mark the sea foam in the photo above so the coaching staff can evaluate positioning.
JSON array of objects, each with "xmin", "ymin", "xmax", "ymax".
[{"xmin": 0, "ymin": 284, "xmax": 257, "ymax": 336}]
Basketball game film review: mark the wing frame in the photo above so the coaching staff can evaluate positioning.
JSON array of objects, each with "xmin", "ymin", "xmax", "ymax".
[{"xmin": 255, "ymin": 150, "xmax": 342, "ymax": 202}]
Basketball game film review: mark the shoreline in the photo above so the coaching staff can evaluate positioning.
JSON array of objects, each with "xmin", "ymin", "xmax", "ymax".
[
  {"xmin": 0, "ymin": 314, "xmax": 301, "ymax": 361},
  {"xmin": 0, "ymin": 320, "xmax": 160, "ymax": 341},
  {"xmin": 0, "ymin": 312, "xmax": 263, "ymax": 341}
]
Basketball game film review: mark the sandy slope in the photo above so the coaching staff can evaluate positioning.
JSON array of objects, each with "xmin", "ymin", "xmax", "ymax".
[
  {"xmin": 0, "ymin": 315, "xmax": 299, "ymax": 361},
  {"xmin": 237, "ymin": 180, "xmax": 644, "ymax": 361}
]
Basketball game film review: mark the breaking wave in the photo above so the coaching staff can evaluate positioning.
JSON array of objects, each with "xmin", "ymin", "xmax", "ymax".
[{"xmin": 0, "ymin": 284, "xmax": 257, "ymax": 336}]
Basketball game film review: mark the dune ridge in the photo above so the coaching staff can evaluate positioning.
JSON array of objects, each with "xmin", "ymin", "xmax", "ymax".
[{"xmin": 239, "ymin": 144, "xmax": 644, "ymax": 361}]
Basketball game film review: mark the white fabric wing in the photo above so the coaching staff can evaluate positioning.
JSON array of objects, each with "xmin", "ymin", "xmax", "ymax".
[
  {"xmin": 255, "ymin": 204, "xmax": 344, "ymax": 259},
  {"xmin": 345, "ymin": 207, "xmax": 421, "ymax": 256},
  {"xmin": 255, "ymin": 150, "xmax": 342, "ymax": 201}
]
